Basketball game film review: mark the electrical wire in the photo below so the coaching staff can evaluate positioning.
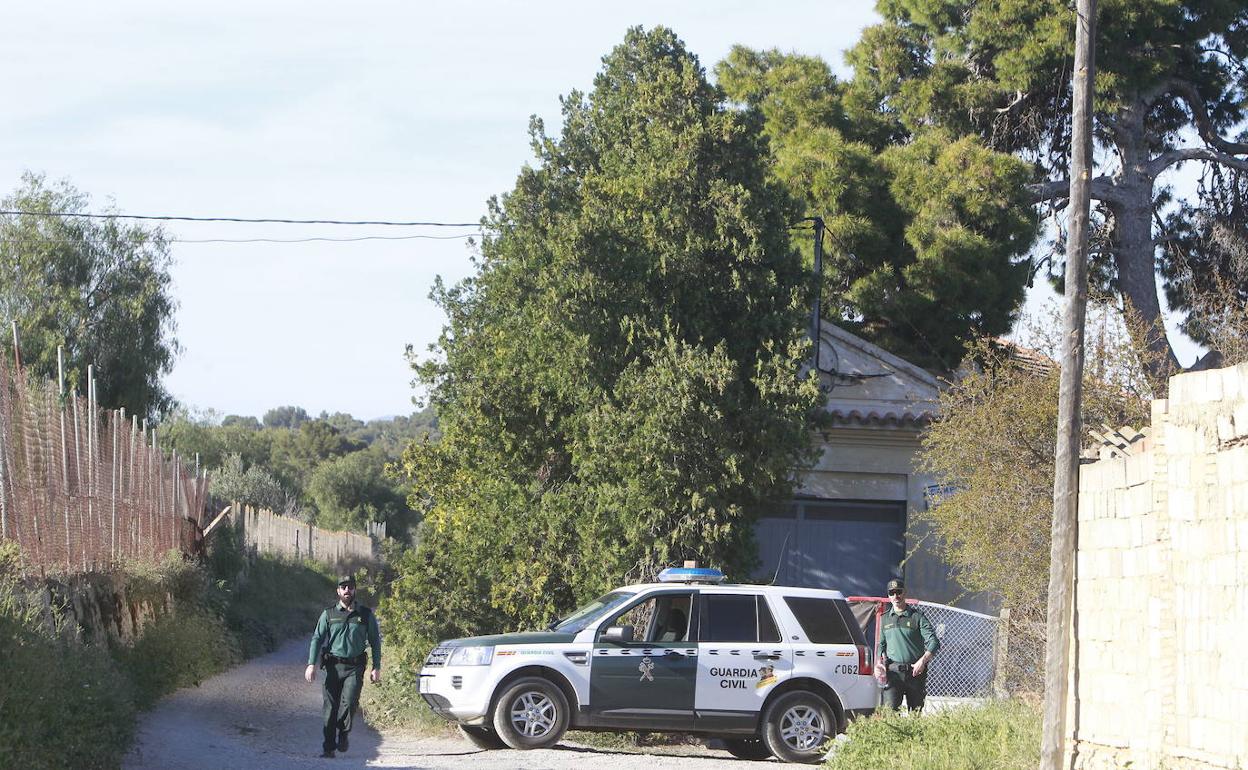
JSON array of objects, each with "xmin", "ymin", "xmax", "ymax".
[
  {"xmin": 0, "ymin": 209, "xmax": 481, "ymax": 227},
  {"xmin": 172, "ymin": 233, "xmax": 479, "ymax": 244}
]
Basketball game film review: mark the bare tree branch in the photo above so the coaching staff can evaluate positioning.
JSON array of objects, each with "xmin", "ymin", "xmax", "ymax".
[
  {"xmin": 1026, "ymin": 178, "xmax": 1122, "ymax": 204},
  {"xmin": 1163, "ymin": 78, "xmax": 1248, "ymax": 156},
  {"xmin": 1147, "ymin": 146, "xmax": 1248, "ymax": 177}
]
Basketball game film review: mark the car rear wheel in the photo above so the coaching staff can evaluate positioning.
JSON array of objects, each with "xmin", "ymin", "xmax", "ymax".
[
  {"xmin": 760, "ymin": 690, "xmax": 835, "ymax": 764},
  {"xmin": 722, "ymin": 737, "xmax": 773, "ymax": 760},
  {"xmin": 490, "ymin": 677, "xmax": 570, "ymax": 750},
  {"xmin": 458, "ymin": 724, "xmax": 506, "ymax": 750}
]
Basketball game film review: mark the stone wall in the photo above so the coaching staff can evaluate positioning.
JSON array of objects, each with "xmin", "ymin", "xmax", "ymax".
[{"xmin": 1073, "ymin": 364, "xmax": 1248, "ymax": 770}]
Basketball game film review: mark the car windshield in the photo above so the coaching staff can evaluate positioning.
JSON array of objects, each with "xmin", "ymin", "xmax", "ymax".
[{"xmin": 549, "ymin": 590, "xmax": 636, "ymax": 634}]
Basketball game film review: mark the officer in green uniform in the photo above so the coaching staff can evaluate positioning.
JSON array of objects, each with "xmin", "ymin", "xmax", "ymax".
[
  {"xmin": 875, "ymin": 578, "xmax": 939, "ymax": 711},
  {"xmin": 305, "ymin": 574, "xmax": 382, "ymax": 758}
]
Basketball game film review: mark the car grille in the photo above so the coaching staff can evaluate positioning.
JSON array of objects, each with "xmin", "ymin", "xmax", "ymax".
[{"xmin": 425, "ymin": 646, "xmax": 452, "ymax": 667}]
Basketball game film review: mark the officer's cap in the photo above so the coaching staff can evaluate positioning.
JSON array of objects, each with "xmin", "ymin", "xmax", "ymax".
[
  {"xmin": 338, "ymin": 574, "xmax": 356, "ymax": 587},
  {"xmin": 886, "ymin": 578, "xmax": 905, "ymax": 592}
]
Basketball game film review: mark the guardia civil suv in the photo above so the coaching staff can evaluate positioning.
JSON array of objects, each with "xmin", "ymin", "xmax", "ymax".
[{"xmin": 417, "ymin": 567, "xmax": 876, "ymax": 764}]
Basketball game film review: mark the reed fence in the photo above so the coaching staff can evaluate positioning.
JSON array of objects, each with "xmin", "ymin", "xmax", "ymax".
[
  {"xmin": 232, "ymin": 505, "xmax": 382, "ymax": 566},
  {"xmin": 0, "ymin": 355, "xmax": 206, "ymax": 575}
]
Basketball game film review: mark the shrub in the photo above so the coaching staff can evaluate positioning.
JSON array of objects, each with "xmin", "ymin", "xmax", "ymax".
[
  {"xmin": 824, "ymin": 700, "xmax": 1041, "ymax": 770},
  {"xmin": 0, "ymin": 543, "xmax": 136, "ymax": 769}
]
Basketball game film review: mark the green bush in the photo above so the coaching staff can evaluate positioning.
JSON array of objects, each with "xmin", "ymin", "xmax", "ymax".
[
  {"xmin": 824, "ymin": 700, "xmax": 1041, "ymax": 770},
  {"xmin": 0, "ymin": 536, "xmax": 337, "ymax": 768},
  {"xmin": 118, "ymin": 608, "xmax": 239, "ymax": 709},
  {"xmin": 0, "ymin": 543, "xmax": 136, "ymax": 770}
]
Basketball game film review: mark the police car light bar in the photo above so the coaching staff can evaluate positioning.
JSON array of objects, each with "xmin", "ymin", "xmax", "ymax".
[{"xmin": 657, "ymin": 567, "xmax": 726, "ymax": 584}]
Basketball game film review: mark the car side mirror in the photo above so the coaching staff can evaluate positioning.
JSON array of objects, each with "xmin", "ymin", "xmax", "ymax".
[{"xmin": 601, "ymin": 625, "xmax": 635, "ymax": 643}]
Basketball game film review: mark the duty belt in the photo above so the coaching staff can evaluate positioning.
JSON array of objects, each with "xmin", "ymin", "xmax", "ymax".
[{"xmin": 327, "ymin": 653, "xmax": 367, "ymax": 666}]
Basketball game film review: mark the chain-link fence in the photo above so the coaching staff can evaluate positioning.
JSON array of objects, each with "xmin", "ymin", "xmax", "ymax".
[
  {"xmin": 0, "ymin": 357, "xmax": 206, "ymax": 575},
  {"xmin": 850, "ymin": 597, "xmax": 1006, "ymax": 699}
]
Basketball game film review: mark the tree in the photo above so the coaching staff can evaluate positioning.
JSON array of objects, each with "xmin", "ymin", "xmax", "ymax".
[
  {"xmin": 267, "ymin": 419, "xmax": 364, "ymax": 494},
  {"xmin": 306, "ymin": 448, "xmax": 412, "ymax": 535},
  {"xmin": 917, "ymin": 304, "xmax": 1152, "ymax": 691},
  {"xmin": 716, "ymin": 48, "xmax": 1039, "ymax": 371},
  {"xmin": 392, "ymin": 27, "xmax": 821, "ymax": 649},
  {"xmin": 210, "ymin": 453, "xmax": 288, "ymax": 513},
  {"xmin": 841, "ymin": 1, "xmax": 1248, "ymax": 385},
  {"xmin": 221, "ymin": 414, "xmax": 262, "ymax": 430},
  {"xmin": 262, "ymin": 405, "xmax": 310, "ymax": 430},
  {"xmin": 0, "ymin": 173, "xmax": 179, "ymax": 419}
]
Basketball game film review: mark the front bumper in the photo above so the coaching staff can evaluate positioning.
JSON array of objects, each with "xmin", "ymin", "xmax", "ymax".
[{"xmin": 417, "ymin": 665, "xmax": 494, "ymax": 724}]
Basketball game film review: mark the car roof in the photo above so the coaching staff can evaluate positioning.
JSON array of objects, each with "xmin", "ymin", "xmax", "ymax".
[{"xmin": 616, "ymin": 582, "xmax": 847, "ymax": 601}]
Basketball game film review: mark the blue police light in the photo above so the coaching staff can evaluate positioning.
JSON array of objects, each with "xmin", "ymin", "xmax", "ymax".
[{"xmin": 657, "ymin": 567, "xmax": 726, "ymax": 584}]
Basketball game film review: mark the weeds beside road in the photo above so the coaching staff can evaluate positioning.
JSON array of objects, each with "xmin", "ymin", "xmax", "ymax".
[{"xmin": 0, "ymin": 526, "xmax": 335, "ymax": 770}]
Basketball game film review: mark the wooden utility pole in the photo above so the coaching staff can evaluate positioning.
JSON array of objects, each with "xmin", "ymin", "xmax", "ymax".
[{"xmin": 1041, "ymin": 1, "xmax": 1097, "ymax": 769}]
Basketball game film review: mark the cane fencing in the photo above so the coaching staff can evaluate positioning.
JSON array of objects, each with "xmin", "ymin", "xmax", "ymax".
[
  {"xmin": 850, "ymin": 597, "xmax": 1008, "ymax": 700},
  {"xmin": 0, "ymin": 356, "xmax": 206, "ymax": 575},
  {"xmin": 232, "ymin": 505, "xmax": 382, "ymax": 566}
]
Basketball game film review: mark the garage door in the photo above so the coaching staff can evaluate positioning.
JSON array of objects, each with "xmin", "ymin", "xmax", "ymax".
[{"xmin": 755, "ymin": 498, "xmax": 905, "ymax": 596}]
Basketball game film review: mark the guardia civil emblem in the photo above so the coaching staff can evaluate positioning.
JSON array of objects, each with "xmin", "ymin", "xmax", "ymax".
[{"xmin": 638, "ymin": 657, "xmax": 655, "ymax": 682}]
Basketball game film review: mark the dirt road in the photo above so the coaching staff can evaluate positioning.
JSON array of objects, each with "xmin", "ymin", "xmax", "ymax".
[{"xmin": 123, "ymin": 638, "xmax": 806, "ymax": 769}]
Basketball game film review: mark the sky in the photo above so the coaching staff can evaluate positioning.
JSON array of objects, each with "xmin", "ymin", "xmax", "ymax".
[{"xmin": 1, "ymin": 2, "xmax": 1203, "ymax": 421}]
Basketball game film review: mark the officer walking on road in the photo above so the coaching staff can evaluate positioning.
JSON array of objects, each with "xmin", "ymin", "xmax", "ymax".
[
  {"xmin": 875, "ymin": 578, "xmax": 939, "ymax": 711},
  {"xmin": 305, "ymin": 574, "xmax": 382, "ymax": 758}
]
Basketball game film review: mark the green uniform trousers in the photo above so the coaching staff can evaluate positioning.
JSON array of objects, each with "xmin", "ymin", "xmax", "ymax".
[
  {"xmin": 882, "ymin": 663, "xmax": 928, "ymax": 711},
  {"xmin": 322, "ymin": 660, "xmax": 365, "ymax": 751}
]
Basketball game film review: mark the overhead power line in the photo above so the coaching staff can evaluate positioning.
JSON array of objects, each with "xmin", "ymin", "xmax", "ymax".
[
  {"xmin": 172, "ymin": 233, "xmax": 478, "ymax": 244},
  {"xmin": 0, "ymin": 209, "xmax": 482, "ymax": 227}
]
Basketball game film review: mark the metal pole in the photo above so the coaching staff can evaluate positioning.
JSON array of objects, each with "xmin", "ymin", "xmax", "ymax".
[
  {"xmin": 111, "ymin": 408, "xmax": 119, "ymax": 561},
  {"xmin": 59, "ymin": 348, "xmax": 71, "ymax": 571},
  {"xmin": 1041, "ymin": 2, "xmax": 1096, "ymax": 769},
  {"xmin": 87, "ymin": 365, "xmax": 96, "ymax": 563},
  {"xmin": 10, "ymin": 321, "xmax": 20, "ymax": 369}
]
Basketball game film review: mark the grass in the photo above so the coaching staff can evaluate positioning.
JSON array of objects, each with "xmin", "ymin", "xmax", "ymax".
[{"xmin": 824, "ymin": 699, "xmax": 1041, "ymax": 770}]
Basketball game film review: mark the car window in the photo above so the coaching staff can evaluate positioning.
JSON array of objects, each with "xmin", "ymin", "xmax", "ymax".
[
  {"xmin": 700, "ymin": 594, "xmax": 759, "ymax": 642},
  {"xmin": 551, "ymin": 590, "xmax": 636, "ymax": 633},
  {"xmin": 601, "ymin": 593, "xmax": 693, "ymax": 643},
  {"xmin": 783, "ymin": 596, "xmax": 856, "ymax": 644}
]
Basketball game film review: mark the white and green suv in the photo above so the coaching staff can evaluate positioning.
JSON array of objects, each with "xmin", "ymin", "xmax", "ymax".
[{"xmin": 417, "ymin": 567, "xmax": 877, "ymax": 763}]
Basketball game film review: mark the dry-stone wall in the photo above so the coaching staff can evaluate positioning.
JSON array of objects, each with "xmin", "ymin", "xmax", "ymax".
[{"xmin": 1074, "ymin": 364, "xmax": 1248, "ymax": 770}]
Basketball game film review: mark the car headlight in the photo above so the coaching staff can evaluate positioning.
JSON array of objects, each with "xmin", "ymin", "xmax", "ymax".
[{"xmin": 447, "ymin": 645, "xmax": 494, "ymax": 666}]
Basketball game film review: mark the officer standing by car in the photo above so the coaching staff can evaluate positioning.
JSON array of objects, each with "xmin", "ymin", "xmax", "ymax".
[
  {"xmin": 305, "ymin": 574, "xmax": 382, "ymax": 758},
  {"xmin": 875, "ymin": 578, "xmax": 939, "ymax": 711}
]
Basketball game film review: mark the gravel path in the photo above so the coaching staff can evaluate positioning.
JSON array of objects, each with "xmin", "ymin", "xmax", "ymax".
[{"xmin": 123, "ymin": 639, "xmax": 809, "ymax": 769}]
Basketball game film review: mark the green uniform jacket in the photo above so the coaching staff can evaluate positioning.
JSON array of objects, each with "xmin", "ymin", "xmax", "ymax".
[
  {"xmin": 309, "ymin": 602, "xmax": 382, "ymax": 669},
  {"xmin": 879, "ymin": 605, "xmax": 939, "ymax": 665}
]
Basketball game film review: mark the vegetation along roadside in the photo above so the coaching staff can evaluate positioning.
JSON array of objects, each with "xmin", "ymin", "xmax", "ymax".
[{"xmin": 0, "ymin": 526, "xmax": 334, "ymax": 770}]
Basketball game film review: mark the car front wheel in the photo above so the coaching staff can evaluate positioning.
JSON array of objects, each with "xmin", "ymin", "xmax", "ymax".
[
  {"xmin": 760, "ymin": 690, "xmax": 836, "ymax": 764},
  {"xmin": 490, "ymin": 677, "xmax": 570, "ymax": 750}
]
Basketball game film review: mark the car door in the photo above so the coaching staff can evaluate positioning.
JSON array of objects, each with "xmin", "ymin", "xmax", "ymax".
[
  {"xmin": 694, "ymin": 592, "xmax": 791, "ymax": 728},
  {"xmin": 588, "ymin": 590, "xmax": 698, "ymax": 729}
]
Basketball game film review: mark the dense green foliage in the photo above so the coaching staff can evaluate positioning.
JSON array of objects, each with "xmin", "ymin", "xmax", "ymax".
[
  {"xmin": 0, "ymin": 173, "xmax": 179, "ymax": 420},
  {"xmin": 824, "ymin": 700, "xmax": 1042, "ymax": 770},
  {"xmin": 836, "ymin": 0, "xmax": 1248, "ymax": 379},
  {"xmin": 717, "ymin": 49, "xmax": 1038, "ymax": 370},
  {"xmin": 388, "ymin": 27, "xmax": 821, "ymax": 676},
  {"xmin": 158, "ymin": 407, "xmax": 434, "ymax": 536},
  {"xmin": 0, "ymin": 536, "xmax": 334, "ymax": 769},
  {"xmin": 917, "ymin": 304, "xmax": 1153, "ymax": 691},
  {"xmin": 0, "ymin": 543, "xmax": 135, "ymax": 770}
]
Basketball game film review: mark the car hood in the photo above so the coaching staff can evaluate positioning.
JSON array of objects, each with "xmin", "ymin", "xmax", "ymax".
[{"xmin": 441, "ymin": 631, "xmax": 577, "ymax": 647}]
